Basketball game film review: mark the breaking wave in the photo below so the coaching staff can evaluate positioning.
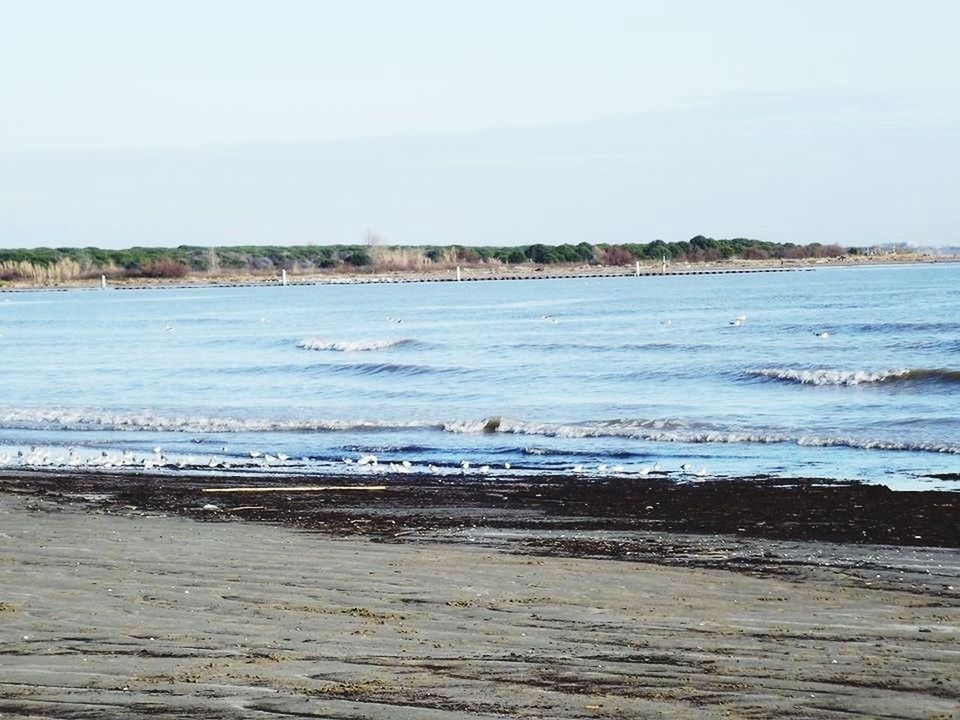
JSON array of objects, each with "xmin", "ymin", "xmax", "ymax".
[
  {"xmin": 441, "ymin": 416, "xmax": 960, "ymax": 454},
  {"xmin": 298, "ymin": 338, "xmax": 414, "ymax": 352},
  {"xmin": 745, "ymin": 368, "xmax": 960, "ymax": 387},
  {"xmin": 0, "ymin": 408, "xmax": 435, "ymax": 434},
  {"xmin": 0, "ymin": 409, "xmax": 956, "ymax": 455}
]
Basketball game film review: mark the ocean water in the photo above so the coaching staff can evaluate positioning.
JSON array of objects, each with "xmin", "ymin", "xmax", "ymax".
[{"xmin": 0, "ymin": 264, "xmax": 957, "ymax": 490}]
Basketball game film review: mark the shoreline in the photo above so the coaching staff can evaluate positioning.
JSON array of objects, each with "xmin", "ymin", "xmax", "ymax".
[
  {"xmin": 1, "ymin": 254, "xmax": 956, "ymax": 293},
  {"xmin": 5, "ymin": 469, "xmax": 958, "ymax": 550},
  {"xmin": 2, "ymin": 471, "xmax": 958, "ymax": 718}
]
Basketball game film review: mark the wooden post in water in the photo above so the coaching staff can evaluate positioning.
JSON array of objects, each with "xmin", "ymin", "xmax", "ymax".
[
  {"xmin": 635, "ymin": 260, "xmax": 640, "ymax": 277},
  {"xmin": 456, "ymin": 266, "xmax": 462, "ymax": 282},
  {"xmin": 661, "ymin": 255, "xmax": 667, "ymax": 275},
  {"xmin": 281, "ymin": 269, "xmax": 287, "ymax": 286},
  {"xmin": 100, "ymin": 274, "xmax": 107, "ymax": 289}
]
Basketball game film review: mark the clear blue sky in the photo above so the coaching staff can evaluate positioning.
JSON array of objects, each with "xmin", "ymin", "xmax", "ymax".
[{"xmin": 1, "ymin": 0, "xmax": 957, "ymax": 248}]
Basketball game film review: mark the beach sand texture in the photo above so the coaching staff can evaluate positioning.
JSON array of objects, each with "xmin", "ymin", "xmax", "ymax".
[{"xmin": 1, "ymin": 492, "xmax": 957, "ymax": 719}]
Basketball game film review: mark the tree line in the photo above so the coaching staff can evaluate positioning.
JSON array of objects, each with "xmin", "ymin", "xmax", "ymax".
[{"xmin": 0, "ymin": 236, "xmax": 849, "ymax": 282}]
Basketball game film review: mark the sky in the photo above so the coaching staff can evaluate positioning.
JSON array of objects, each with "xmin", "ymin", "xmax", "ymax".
[{"xmin": 0, "ymin": 0, "xmax": 957, "ymax": 249}]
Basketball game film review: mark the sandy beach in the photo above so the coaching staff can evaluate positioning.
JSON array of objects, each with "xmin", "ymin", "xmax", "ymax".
[{"xmin": 1, "ymin": 472, "xmax": 957, "ymax": 719}]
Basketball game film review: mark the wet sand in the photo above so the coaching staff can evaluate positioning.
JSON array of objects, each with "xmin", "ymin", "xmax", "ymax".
[{"xmin": 1, "ymin": 472, "xmax": 958, "ymax": 718}]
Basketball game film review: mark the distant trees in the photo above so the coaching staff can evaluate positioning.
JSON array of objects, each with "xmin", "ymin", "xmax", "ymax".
[{"xmin": 0, "ymin": 235, "xmax": 854, "ymax": 284}]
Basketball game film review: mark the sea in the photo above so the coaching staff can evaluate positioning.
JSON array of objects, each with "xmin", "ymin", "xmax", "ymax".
[{"xmin": 1, "ymin": 263, "xmax": 957, "ymax": 490}]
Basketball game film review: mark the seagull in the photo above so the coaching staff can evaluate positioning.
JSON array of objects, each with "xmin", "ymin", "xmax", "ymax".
[
  {"xmin": 694, "ymin": 467, "xmax": 707, "ymax": 477},
  {"xmin": 816, "ymin": 331, "xmax": 830, "ymax": 339},
  {"xmin": 680, "ymin": 463, "xmax": 692, "ymax": 472},
  {"xmin": 729, "ymin": 319, "xmax": 742, "ymax": 327},
  {"xmin": 503, "ymin": 462, "xmax": 511, "ymax": 470},
  {"xmin": 734, "ymin": 314, "xmax": 747, "ymax": 322}
]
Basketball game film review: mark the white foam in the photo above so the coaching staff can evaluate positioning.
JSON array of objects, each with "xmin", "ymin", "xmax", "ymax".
[
  {"xmin": 0, "ymin": 407, "xmax": 433, "ymax": 434},
  {"xmin": 747, "ymin": 368, "xmax": 912, "ymax": 386},
  {"xmin": 443, "ymin": 416, "xmax": 960, "ymax": 454},
  {"xmin": 297, "ymin": 338, "xmax": 410, "ymax": 352}
]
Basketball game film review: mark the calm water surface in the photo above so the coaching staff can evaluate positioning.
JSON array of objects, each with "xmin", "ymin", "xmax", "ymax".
[{"xmin": 1, "ymin": 264, "xmax": 957, "ymax": 489}]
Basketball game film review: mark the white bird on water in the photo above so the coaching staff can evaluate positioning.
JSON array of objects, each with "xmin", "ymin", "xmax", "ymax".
[{"xmin": 816, "ymin": 331, "xmax": 830, "ymax": 339}]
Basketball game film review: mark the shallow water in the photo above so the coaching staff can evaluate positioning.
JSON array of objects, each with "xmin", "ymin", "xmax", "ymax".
[{"xmin": 1, "ymin": 264, "xmax": 958, "ymax": 489}]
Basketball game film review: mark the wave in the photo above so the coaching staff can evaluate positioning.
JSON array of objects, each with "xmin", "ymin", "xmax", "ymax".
[
  {"xmin": 1, "ymin": 409, "xmax": 956, "ymax": 455},
  {"xmin": 855, "ymin": 321, "xmax": 960, "ymax": 334},
  {"xmin": 298, "ymin": 338, "xmax": 414, "ymax": 352},
  {"xmin": 321, "ymin": 362, "xmax": 470, "ymax": 378},
  {"xmin": 745, "ymin": 368, "xmax": 960, "ymax": 387},
  {"xmin": 441, "ymin": 416, "xmax": 960, "ymax": 455},
  {"xmin": 441, "ymin": 416, "xmax": 690, "ymax": 435},
  {"xmin": 0, "ymin": 408, "xmax": 436, "ymax": 434}
]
